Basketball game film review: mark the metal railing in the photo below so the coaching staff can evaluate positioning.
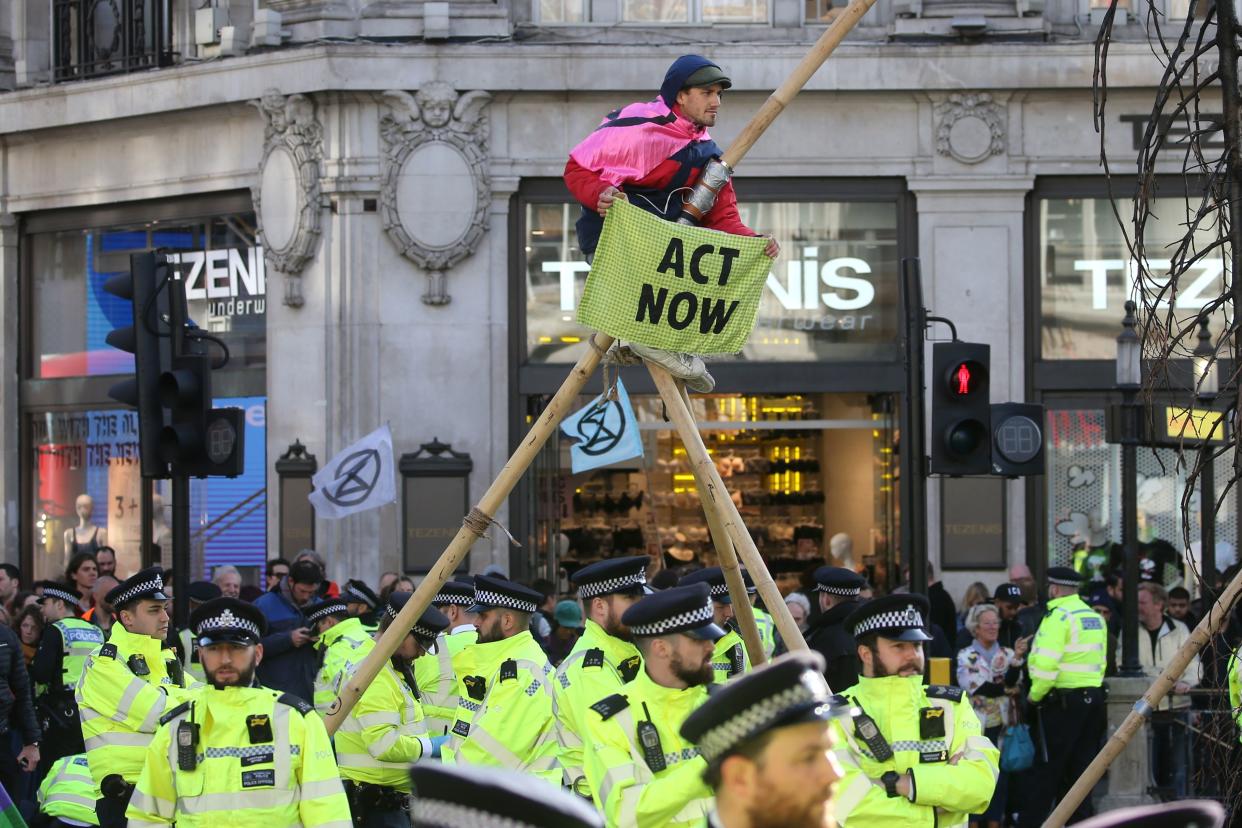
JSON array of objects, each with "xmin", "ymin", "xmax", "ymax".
[
  {"xmin": 1147, "ymin": 691, "xmax": 1239, "ymax": 806},
  {"xmin": 52, "ymin": 0, "xmax": 173, "ymax": 83}
]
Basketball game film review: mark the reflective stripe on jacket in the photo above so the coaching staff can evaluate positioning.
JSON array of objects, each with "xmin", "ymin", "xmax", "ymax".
[
  {"xmin": 335, "ymin": 662, "xmax": 426, "ymax": 791},
  {"xmin": 752, "ymin": 607, "xmax": 777, "ymax": 659},
  {"xmin": 413, "ymin": 627, "xmax": 476, "ymax": 736},
  {"xmin": 1229, "ymin": 653, "xmax": 1242, "ymax": 744},
  {"xmin": 77, "ymin": 624, "xmax": 193, "ymax": 787},
  {"xmin": 52, "ymin": 619, "xmax": 105, "ymax": 692},
  {"xmin": 832, "ymin": 675, "xmax": 999, "ymax": 828},
  {"xmin": 125, "ymin": 686, "xmax": 351, "ymax": 828},
  {"xmin": 710, "ymin": 629, "xmax": 751, "ymax": 684},
  {"xmin": 581, "ymin": 668, "xmax": 713, "ymax": 827},
  {"xmin": 312, "ymin": 618, "xmax": 375, "ymax": 714},
  {"xmin": 1027, "ymin": 594, "xmax": 1106, "ymax": 702},
  {"xmin": 38, "ymin": 753, "xmax": 98, "ymax": 825}
]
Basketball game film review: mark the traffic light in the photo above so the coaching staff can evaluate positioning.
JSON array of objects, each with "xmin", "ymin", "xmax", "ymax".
[
  {"xmin": 104, "ymin": 253, "xmax": 171, "ymax": 479},
  {"xmin": 991, "ymin": 403, "xmax": 1045, "ymax": 477},
  {"xmin": 930, "ymin": 341, "xmax": 991, "ymax": 475}
]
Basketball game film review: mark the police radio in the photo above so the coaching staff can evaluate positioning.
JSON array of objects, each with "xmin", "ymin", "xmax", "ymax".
[
  {"xmin": 637, "ymin": 703, "xmax": 666, "ymax": 773},
  {"xmin": 853, "ymin": 711, "xmax": 893, "ymax": 762},
  {"xmin": 177, "ymin": 704, "xmax": 200, "ymax": 771}
]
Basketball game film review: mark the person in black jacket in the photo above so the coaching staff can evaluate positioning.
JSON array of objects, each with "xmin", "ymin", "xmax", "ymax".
[
  {"xmin": 0, "ymin": 620, "xmax": 41, "ymax": 800},
  {"xmin": 803, "ymin": 566, "xmax": 865, "ymax": 691},
  {"xmin": 954, "ymin": 583, "xmax": 1027, "ymax": 651}
]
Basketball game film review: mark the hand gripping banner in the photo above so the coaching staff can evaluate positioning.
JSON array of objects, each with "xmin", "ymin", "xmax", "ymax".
[{"xmin": 577, "ymin": 199, "xmax": 771, "ymax": 354}]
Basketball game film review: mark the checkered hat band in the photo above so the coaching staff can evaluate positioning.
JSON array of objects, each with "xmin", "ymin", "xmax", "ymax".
[
  {"xmin": 42, "ymin": 586, "xmax": 80, "ymax": 605},
  {"xmin": 306, "ymin": 603, "xmax": 347, "ymax": 623},
  {"xmin": 1048, "ymin": 576, "xmax": 1080, "ymax": 587},
  {"xmin": 579, "ymin": 572, "xmax": 647, "ymax": 599},
  {"xmin": 196, "ymin": 609, "xmax": 261, "ymax": 639},
  {"xmin": 432, "ymin": 590, "xmax": 474, "ymax": 606},
  {"xmin": 708, "ymin": 583, "xmax": 729, "ymax": 597},
  {"xmin": 343, "ymin": 588, "xmax": 377, "ymax": 608},
  {"xmin": 411, "ymin": 622, "xmax": 441, "ymax": 640},
  {"xmin": 412, "ymin": 798, "xmax": 528, "ymax": 828},
  {"xmin": 698, "ymin": 682, "xmax": 823, "ymax": 763},
  {"xmin": 113, "ymin": 576, "xmax": 164, "ymax": 607},
  {"xmin": 852, "ymin": 605, "xmax": 925, "ymax": 637},
  {"xmin": 815, "ymin": 584, "xmax": 860, "ymax": 596},
  {"xmin": 630, "ymin": 600, "xmax": 714, "ymax": 636},
  {"xmin": 473, "ymin": 588, "xmax": 537, "ymax": 614}
]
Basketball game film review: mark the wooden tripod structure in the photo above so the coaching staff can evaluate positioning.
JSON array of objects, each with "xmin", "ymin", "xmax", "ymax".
[{"xmin": 324, "ymin": 0, "xmax": 879, "ymax": 734}]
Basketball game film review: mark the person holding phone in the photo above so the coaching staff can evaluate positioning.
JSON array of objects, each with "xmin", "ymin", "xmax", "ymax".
[{"xmin": 253, "ymin": 560, "xmax": 324, "ymax": 701}]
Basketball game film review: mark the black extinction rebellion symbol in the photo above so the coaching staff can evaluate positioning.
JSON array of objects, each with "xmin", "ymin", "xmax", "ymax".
[
  {"xmin": 323, "ymin": 448, "xmax": 382, "ymax": 507},
  {"xmin": 576, "ymin": 400, "xmax": 627, "ymax": 457}
]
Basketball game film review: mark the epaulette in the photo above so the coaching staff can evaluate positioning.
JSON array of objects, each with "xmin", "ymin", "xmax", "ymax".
[
  {"xmin": 583, "ymin": 648, "xmax": 605, "ymax": 670},
  {"xmin": 590, "ymin": 693, "xmax": 629, "ymax": 720},
  {"xmin": 159, "ymin": 700, "xmax": 192, "ymax": 726},
  {"xmin": 925, "ymin": 685, "xmax": 964, "ymax": 702},
  {"xmin": 97, "ymin": 643, "xmax": 118, "ymax": 660},
  {"xmin": 830, "ymin": 693, "xmax": 850, "ymax": 707},
  {"xmin": 277, "ymin": 693, "xmax": 315, "ymax": 715},
  {"xmin": 499, "ymin": 659, "xmax": 518, "ymax": 682}
]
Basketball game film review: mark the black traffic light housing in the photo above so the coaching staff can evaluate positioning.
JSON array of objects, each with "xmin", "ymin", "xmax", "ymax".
[
  {"xmin": 104, "ymin": 253, "xmax": 171, "ymax": 479},
  {"xmin": 930, "ymin": 341, "xmax": 991, "ymax": 475},
  {"xmin": 991, "ymin": 403, "xmax": 1045, "ymax": 477}
]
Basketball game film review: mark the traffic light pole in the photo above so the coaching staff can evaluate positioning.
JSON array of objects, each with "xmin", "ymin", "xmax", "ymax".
[
  {"xmin": 900, "ymin": 259, "xmax": 929, "ymax": 597},
  {"xmin": 171, "ymin": 476, "xmax": 191, "ymax": 630}
]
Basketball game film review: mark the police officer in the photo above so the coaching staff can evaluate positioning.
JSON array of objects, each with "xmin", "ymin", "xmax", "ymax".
[
  {"xmin": 169, "ymin": 581, "xmax": 222, "ymax": 685},
  {"xmin": 831, "ymin": 594, "xmax": 999, "ymax": 827},
  {"xmin": 32, "ymin": 581, "xmax": 105, "ymax": 763},
  {"xmin": 341, "ymin": 579, "xmax": 381, "ymax": 632},
  {"xmin": 740, "ymin": 570, "xmax": 776, "ymax": 660},
  {"xmin": 554, "ymin": 557, "xmax": 646, "ymax": 798},
  {"xmin": 76, "ymin": 567, "xmax": 195, "ymax": 828},
  {"xmin": 306, "ymin": 597, "xmax": 375, "ymax": 713},
  {"xmin": 126, "ymin": 597, "xmax": 351, "ymax": 828},
  {"xmin": 337, "ymin": 593, "xmax": 450, "ymax": 827},
  {"xmin": 409, "ymin": 764, "xmax": 604, "ymax": 828},
  {"xmin": 36, "ymin": 753, "xmax": 97, "ymax": 828},
  {"xmin": 442, "ymin": 575, "xmax": 559, "ymax": 782},
  {"xmin": 1228, "ymin": 647, "xmax": 1241, "ymax": 744},
  {"xmin": 1020, "ymin": 567, "xmax": 1107, "ymax": 828},
  {"xmin": 804, "ymin": 566, "xmax": 866, "ymax": 691},
  {"xmin": 679, "ymin": 567, "xmax": 750, "ymax": 683},
  {"xmin": 681, "ymin": 651, "xmax": 852, "ymax": 828},
  {"xmin": 414, "ymin": 580, "xmax": 477, "ymax": 736},
  {"xmin": 582, "ymin": 582, "xmax": 723, "ymax": 826}
]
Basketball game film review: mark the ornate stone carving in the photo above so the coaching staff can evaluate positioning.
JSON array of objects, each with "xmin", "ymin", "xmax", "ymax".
[
  {"xmin": 934, "ymin": 93, "xmax": 1006, "ymax": 164},
  {"xmin": 379, "ymin": 82, "xmax": 492, "ymax": 306},
  {"xmin": 251, "ymin": 90, "xmax": 324, "ymax": 308}
]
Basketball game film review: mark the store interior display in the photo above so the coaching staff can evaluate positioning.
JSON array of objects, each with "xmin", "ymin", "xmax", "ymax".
[{"xmin": 64, "ymin": 494, "xmax": 107, "ymax": 557}]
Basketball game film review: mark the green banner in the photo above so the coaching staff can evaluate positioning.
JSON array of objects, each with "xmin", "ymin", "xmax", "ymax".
[{"xmin": 577, "ymin": 199, "xmax": 771, "ymax": 354}]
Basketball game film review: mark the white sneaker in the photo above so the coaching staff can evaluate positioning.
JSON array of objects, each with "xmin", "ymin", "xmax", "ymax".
[{"xmin": 628, "ymin": 343, "xmax": 715, "ymax": 393}]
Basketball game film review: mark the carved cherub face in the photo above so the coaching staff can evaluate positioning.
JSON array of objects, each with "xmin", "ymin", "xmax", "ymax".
[{"xmin": 416, "ymin": 82, "xmax": 457, "ymax": 128}]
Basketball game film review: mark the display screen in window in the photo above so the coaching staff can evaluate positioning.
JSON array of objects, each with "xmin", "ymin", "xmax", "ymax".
[
  {"xmin": 523, "ymin": 200, "xmax": 900, "ymax": 363},
  {"xmin": 1038, "ymin": 196, "xmax": 1227, "ymax": 360},
  {"xmin": 28, "ymin": 212, "xmax": 265, "ymax": 379}
]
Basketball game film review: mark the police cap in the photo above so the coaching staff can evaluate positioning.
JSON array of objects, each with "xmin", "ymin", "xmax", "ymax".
[
  {"xmin": 1047, "ymin": 567, "xmax": 1084, "ymax": 588},
  {"xmin": 187, "ymin": 581, "xmax": 223, "ymax": 604},
  {"xmin": 36, "ymin": 582, "xmax": 81, "ymax": 607},
  {"xmin": 812, "ymin": 566, "xmax": 865, "ymax": 597},
  {"xmin": 106, "ymin": 566, "xmax": 169, "ymax": 611},
  {"xmin": 386, "ymin": 593, "xmax": 451, "ymax": 643},
  {"xmin": 845, "ymin": 594, "xmax": 934, "ymax": 642},
  {"xmin": 190, "ymin": 597, "xmax": 267, "ymax": 646},
  {"xmin": 680, "ymin": 651, "xmax": 851, "ymax": 765},
  {"xmin": 432, "ymin": 580, "xmax": 476, "ymax": 608},
  {"xmin": 621, "ymin": 583, "xmax": 726, "ymax": 641},
  {"xmin": 410, "ymin": 763, "xmax": 603, "ymax": 828},
  {"xmin": 571, "ymin": 556, "xmax": 649, "ymax": 599},
  {"xmin": 342, "ymin": 579, "xmax": 380, "ymax": 610},
  {"xmin": 304, "ymin": 597, "xmax": 350, "ymax": 625},
  {"xmin": 468, "ymin": 574, "xmax": 542, "ymax": 615},
  {"xmin": 678, "ymin": 567, "xmax": 732, "ymax": 604}
]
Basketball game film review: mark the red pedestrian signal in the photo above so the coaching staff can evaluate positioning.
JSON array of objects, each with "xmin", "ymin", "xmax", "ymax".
[{"xmin": 931, "ymin": 343, "xmax": 991, "ymax": 475}]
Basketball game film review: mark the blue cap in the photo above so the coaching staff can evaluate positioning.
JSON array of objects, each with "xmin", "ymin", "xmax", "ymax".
[{"xmin": 621, "ymin": 583, "xmax": 725, "ymax": 641}]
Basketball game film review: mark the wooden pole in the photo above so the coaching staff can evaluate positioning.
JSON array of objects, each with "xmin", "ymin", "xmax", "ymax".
[
  {"xmin": 648, "ymin": 364, "xmax": 810, "ymax": 655},
  {"xmin": 721, "ymin": 0, "xmax": 879, "ymax": 169},
  {"xmin": 323, "ymin": 333, "xmax": 615, "ymax": 734},
  {"xmin": 672, "ymin": 381, "xmax": 767, "ymax": 666},
  {"xmin": 1040, "ymin": 565, "xmax": 1242, "ymax": 828}
]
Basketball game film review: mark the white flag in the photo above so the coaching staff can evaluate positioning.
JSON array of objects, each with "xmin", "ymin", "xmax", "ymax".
[{"xmin": 308, "ymin": 424, "xmax": 397, "ymax": 519}]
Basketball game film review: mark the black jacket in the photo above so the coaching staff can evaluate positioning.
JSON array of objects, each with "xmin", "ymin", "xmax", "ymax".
[
  {"xmin": 805, "ymin": 599, "xmax": 862, "ymax": 692},
  {"xmin": 0, "ymin": 624, "xmax": 40, "ymax": 745},
  {"xmin": 928, "ymin": 582, "xmax": 958, "ymax": 648}
]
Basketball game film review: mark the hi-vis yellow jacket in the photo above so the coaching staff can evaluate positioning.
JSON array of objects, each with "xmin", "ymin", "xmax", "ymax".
[
  {"xmin": 832, "ymin": 675, "xmax": 999, "ymax": 828},
  {"xmin": 335, "ymin": 661, "xmax": 429, "ymax": 791},
  {"xmin": 413, "ymin": 626, "xmax": 476, "ymax": 736},
  {"xmin": 312, "ymin": 618, "xmax": 375, "ymax": 714},
  {"xmin": 553, "ymin": 619, "xmax": 642, "ymax": 796},
  {"xmin": 38, "ymin": 754, "xmax": 98, "ymax": 826},
  {"xmin": 1228, "ymin": 652, "xmax": 1242, "ymax": 744},
  {"xmin": 710, "ymin": 628, "xmax": 751, "ymax": 684},
  {"xmin": 442, "ymin": 630, "xmax": 559, "ymax": 783},
  {"xmin": 76, "ymin": 624, "xmax": 196, "ymax": 788},
  {"xmin": 1027, "ymin": 594, "xmax": 1106, "ymax": 703},
  {"xmin": 126, "ymin": 686, "xmax": 351, "ymax": 828}
]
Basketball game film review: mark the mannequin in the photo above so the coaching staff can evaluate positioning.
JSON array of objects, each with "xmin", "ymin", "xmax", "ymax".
[
  {"xmin": 829, "ymin": 532, "xmax": 854, "ymax": 570},
  {"xmin": 151, "ymin": 493, "xmax": 172, "ymax": 562},
  {"xmin": 63, "ymin": 494, "xmax": 106, "ymax": 558}
]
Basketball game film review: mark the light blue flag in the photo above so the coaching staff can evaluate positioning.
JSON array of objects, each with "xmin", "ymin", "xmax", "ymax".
[{"xmin": 560, "ymin": 378, "xmax": 644, "ymax": 474}]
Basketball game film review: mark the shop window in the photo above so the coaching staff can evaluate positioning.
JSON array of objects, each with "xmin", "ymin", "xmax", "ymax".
[
  {"xmin": 524, "ymin": 199, "xmax": 900, "ymax": 364},
  {"xmin": 1044, "ymin": 407, "xmax": 1236, "ymax": 586},
  {"xmin": 28, "ymin": 211, "xmax": 265, "ymax": 379},
  {"xmin": 530, "ymin": 392, "xmax": 898, "ymax": 589},
  {"xmin": 1037, "ymin": 195, "xmax": 1225, "ymax": 360},
  {"xmin": 537, "ymin": 0, "xmax": 588, "ymax": 22}
]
